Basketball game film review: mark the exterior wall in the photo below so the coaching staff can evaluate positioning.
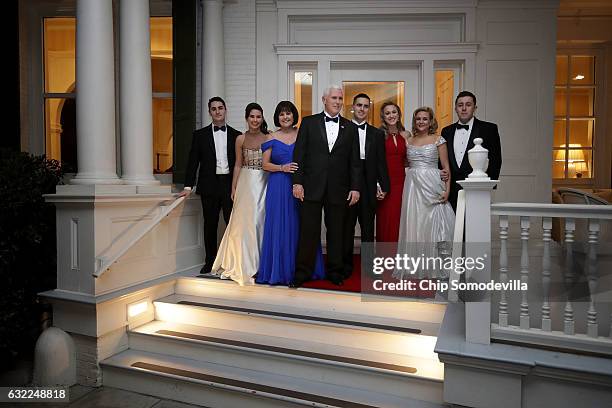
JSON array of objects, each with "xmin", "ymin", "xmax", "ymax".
[
  {"xmin": 49, "ymin": 187, "xmax": 203, "ymax": 296},
  {"xmin": 223, "ymin": 0, "xmax": 257, "ymax": 129},
  {"xmin": 72, "ymin": 327, "xmax": 127, "ymax": 387},
  {"xmin": 215, "ymin": 0, "xmax": 558, "ymax": 203},
  {"xmin": 474, "ymin": 2, "xmax": 557, "ymax": 204}
]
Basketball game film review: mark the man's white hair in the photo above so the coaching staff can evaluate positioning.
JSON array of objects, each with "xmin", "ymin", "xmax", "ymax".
[{"xmin": 323, "ymin": 84, "xmax": 343, "ymax": 97}]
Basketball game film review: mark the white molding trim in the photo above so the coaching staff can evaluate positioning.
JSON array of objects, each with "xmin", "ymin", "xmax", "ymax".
[
  {"xmin": 491, "ymin": 202, "xmax": 612, "ymax": 219},
  {"xmin": 275, "ymin": 0, "xmax": 478, "ymax": 9},
  {"xmin": 274, "ymin": 42, "xmax": 479, "ymax": 55},
  {"xmin": 492, "ymin": 324, "xmax": 612, "ymax": 358}
]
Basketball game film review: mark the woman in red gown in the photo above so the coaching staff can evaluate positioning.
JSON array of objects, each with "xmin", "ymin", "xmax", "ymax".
[{"xmin": 376, "ymin": 102, "xmax": 408, "ymax": 244}]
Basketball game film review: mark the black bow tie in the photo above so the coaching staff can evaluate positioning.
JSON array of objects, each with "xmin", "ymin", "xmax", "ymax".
[
  {"xmin": 456, "ymin": 123, "xmax": 469, "ymax": 131},
  {"xmin": 325, "ymin": 116, "xmax": 339, "ymax": 123},
  {"xmin": 356, "ymin": 123, "xmax": 366, "ymax": 130},
  {"xmin": 213, "ymin": 125, "xmax": 226, "ymax": 132}
]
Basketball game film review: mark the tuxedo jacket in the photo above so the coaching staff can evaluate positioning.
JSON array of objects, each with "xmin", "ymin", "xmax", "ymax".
[
  {"xmin": 184, "ymin": 124, "xmax": 241, "ymax": 198},
  {"xmin": 292, "ymin": 113, "xmax": 362, "ymax": 204},
  {"xmin": 361, "ymin": 124, "xmax": 390, "ymax": 209},
  {"xmin": 441, "ymin": 118, "xmax": 502, "ymax": 208}
]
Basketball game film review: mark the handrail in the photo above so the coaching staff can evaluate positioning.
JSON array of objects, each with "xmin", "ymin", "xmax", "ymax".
[
  {"xmin": 94, "ymin": 192, "xmax": 190, "ymax": 278},
  {"xmin": 491, "ymin": 202, "xmax": 612, "ymax": 219},
  {"xmin": 448, "ymin": 189, "xmax": 465, "ymax": 302}
]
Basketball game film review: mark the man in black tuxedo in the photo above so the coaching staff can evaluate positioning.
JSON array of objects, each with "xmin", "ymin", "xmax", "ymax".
[
  {"xmin": 292, "ymin": 85, "xmax": 362, "ymax": 287},
  {"xmin": 179, "ymin": 97, "xmax": 241, "ymax": 274},
  {"xmin": 441, "ymin": 91, "xmax": 502, "ymax": 212},
  {"xmin": 342, "ymin": 93, "xmax": 390, "ymax": 279}
]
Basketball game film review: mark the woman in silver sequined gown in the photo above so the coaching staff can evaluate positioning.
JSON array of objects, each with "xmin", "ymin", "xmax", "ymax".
[
  {"xmin": 212, "ymin": 103, "xmax": 269, "ymax": 285},
  {"xmin": 396, "ymin": 107, "xmax": 455, "ymax": 280}
]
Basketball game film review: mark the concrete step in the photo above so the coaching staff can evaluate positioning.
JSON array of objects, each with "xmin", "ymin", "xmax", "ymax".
[
  {"xmin": 101, "ymin": 349, "xmax": 447, "ymax": 408},
  {"xmin": 129, "ymin": 320, "xmax": 443, "ymax": 402},
  {"xmin": 153, "ymin": 293, "xmax": 440, "ymax": 358},
  {"xmin": 175, "ymin": 277, "xmax": 445, "ymax": 336}
]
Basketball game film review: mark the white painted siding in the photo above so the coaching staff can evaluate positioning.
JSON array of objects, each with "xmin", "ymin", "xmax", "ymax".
[{"xmin": 223, "ymin": 0, "xmax": 257, "ymax": 131}]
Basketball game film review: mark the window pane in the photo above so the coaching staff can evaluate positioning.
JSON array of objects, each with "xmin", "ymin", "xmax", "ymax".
[
  {"xmin": 555, "ymin": 55, "xmax": 568, "ymax": 85},
  {"xmin": 435, "ymin": 70, "xmax": 455, "ymax": 130},
  {"xmin": 342, "ymin": 81, "xmax": 405, "ymax": 128},
  {"xmin": 553, "ymin": 119, "xmax": 566, "ymax": 147},
  {"xmin": 570, "ymin": 56, "xmax": 594, "ymax": 85},
  {"xmin": 552, "ymin": 149, "xmax": 566, "ymax": 179},
  {"xmin": 294, "ymin": 72, "xmax": 313, "ymax": 126},
  {"xmin": 151, "ymin": 17, "xmax": 173, "ymax": 93},
  {"xmin": 569, "ymin": 149, "xmax": 592, "ymax": 179},
  {"xmin": 153, "ymin": 98, "xmax": 173, "ymax": 173},
  {"xmin": 45, "ymin": 98, "xmax": 77, "ymax": 171},
  {"xmin": 44, "ymin": 18, "xmax": 76, "ymax": 94},
  {"xmin": 568, "ymin": 119, "xmax": 594, "ymax": 147},
  {"xmin": 152, "ymin": 59, "xmax": 172, "ymax": 93},
  {"xmin": 554, "ymin": 88, "xmax": 567, "ymax": 116},
  {"xmin": 569, "ymin": 88, "xmax": 594, "ymax": 116}
]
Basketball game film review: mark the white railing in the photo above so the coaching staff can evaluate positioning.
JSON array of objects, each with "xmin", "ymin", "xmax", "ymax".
[
  {"xmin": 490, "ymin": 202, "xmax": 612, "ymax": 355},
  {"xmin": 94, "ymin": 194, "xmax": 188, "ymax": 278},
  {"xmin": 448, "ymin": 190, "xmax": 466, "ymax": 303}
]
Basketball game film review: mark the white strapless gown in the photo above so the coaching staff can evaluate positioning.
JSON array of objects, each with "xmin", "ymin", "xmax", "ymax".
[{"xmin": 212, "ymin": 148, "xmax": 267, "ymax": 285}]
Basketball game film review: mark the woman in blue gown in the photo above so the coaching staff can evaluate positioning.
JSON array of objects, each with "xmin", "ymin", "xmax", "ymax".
[{"xmin": 257, "ymin": 101, "xmax": 325, "ymax": 285}]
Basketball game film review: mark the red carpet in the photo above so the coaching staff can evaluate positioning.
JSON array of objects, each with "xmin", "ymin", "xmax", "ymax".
[{"xmin": 301, "ymin": 255, "xmax": 435, "ymax": 298}]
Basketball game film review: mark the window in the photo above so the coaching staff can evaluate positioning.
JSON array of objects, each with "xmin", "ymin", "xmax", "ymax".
[
  {"xmin": 290, "ymin": 64, "xmax": 317, "ymax": 127},
  {"xmin": 151, "ymin": 17, "xmax": 173, "ymax": 174},
  {"xmin": 41, "ymin": 16, "xmax": 173, "ymax": 174},
  {"xmin": 553, "ymin": 54, "xmax": 596, "ymax": 180},
  {"xmin": 43, "ymin": 18, "xmax": 76, "ymax": 171}
]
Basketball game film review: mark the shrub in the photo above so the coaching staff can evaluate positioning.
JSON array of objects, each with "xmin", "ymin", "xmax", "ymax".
[{"xmin": 0, "ymin": 150, "xmax": 64, "ymax": 370}]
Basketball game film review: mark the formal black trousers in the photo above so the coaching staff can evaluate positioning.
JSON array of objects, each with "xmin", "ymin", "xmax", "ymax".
[
  {"xmin": 199, "ymin": 174, "xmax": 233, "ymax": 270},
  {"xmin": 295, "ymin": 198, "xmax": 346, "ymax": 283},
  {"xmin": 343, "ymin": 197, "xmax": 376, "ymax": 278}
]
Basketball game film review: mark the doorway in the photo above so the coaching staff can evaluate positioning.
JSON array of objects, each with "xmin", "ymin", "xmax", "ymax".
[{"xmin": 330, "ymin": 62, "xmax": 419, "ymax": 126}]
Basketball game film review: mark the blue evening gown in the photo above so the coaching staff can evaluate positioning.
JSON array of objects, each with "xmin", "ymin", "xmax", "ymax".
[{"xmin": 257, "ymin": 139, "xmax": 325, "ymax": 285}]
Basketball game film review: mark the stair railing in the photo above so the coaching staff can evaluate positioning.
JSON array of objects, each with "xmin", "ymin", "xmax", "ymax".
[{"xmin": 94, "ymin": 192, "xmax": 191, "ymax": 278}]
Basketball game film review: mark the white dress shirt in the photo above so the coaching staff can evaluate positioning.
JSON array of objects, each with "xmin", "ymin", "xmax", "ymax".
[
  {"xmin": 213, "ymin": 124, "xmax": 230, "ymax": 174},
  {"xmin": 352, "ymin": 120, "xmax": 367, "ymax": 160},
  {"xmin": 453, "ymin": 117, "xmax": 474, "ymax": 166},
  {"xmin": 324, "ymin": 112, "xmax": 340, "ymax": 152}
]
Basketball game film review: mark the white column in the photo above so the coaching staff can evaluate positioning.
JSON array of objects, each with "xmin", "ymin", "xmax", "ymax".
[
  {"xmin": 202, "ymin": 0, "xmax": 225, "ymax": 124},
  {"xmin": 120, "ymin": 0, "xmax": 159, "ymax": 185},
  {"xmin": 72, "ymin": 0, "xmax": 121, "ymax": 184}
]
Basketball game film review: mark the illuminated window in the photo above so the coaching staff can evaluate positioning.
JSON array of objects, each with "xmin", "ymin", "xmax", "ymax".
[
  {"xmin": 43, "ymin": 18, "xmax": 76, "ymax": 171},
  {"xmin": 553, "ymin": 54, "xmax": 595, "ymax": 180},
  {"xmin": 290, "ymin": 64, "xmax": 317, "ymax": 127},
  {"xmin": 42, "ymin": 17, "xmax": 173, "ymax": 174},
  {"xmin": 151, "ymin": 17, "xmax": 173, "ymax": 174}
]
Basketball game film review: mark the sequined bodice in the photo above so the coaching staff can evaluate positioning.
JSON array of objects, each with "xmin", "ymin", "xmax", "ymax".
[
  {"xmin": 406, "ymin": 136, "xmax": 446, "ymax": 169},
  {"xmin": 242, "ymin": 147, "xmax": 263, "ymax": 169}
]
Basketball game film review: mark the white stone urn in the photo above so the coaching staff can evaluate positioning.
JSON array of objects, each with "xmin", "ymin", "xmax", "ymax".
[{"xmin": 467, "ymin": 138, "xmax": 490, "ymax": 179}]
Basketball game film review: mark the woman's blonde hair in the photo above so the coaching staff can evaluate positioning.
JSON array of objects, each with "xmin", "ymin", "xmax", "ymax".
[
  {"xmin": 379, "ymin": 102, "xmax": 405, "ymax": 136},
  {"xmin": 411, "ymin": 106, "xmax": 438, "ymax": 135}
]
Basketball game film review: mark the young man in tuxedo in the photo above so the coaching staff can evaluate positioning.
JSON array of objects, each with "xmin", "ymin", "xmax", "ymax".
[
  {"xmin": 179, "ymin": 97, "xmax": 241, "ymax": 274},
  {"xmin": 441, "ymin": 91, "xmax": 502, "ymax": 211},
  {"xmin": 291, "ymin": 85, "xmax": 362, "ymax": 287},
  {"xmin": 342, "ymin": 93, "xmax": 390, "ymax": 279}
]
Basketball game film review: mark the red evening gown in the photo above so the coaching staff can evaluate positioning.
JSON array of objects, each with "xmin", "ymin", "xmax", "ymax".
[{"xmin": 376, "ymin": 133, "xmax": 406, "ymax": 243}]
